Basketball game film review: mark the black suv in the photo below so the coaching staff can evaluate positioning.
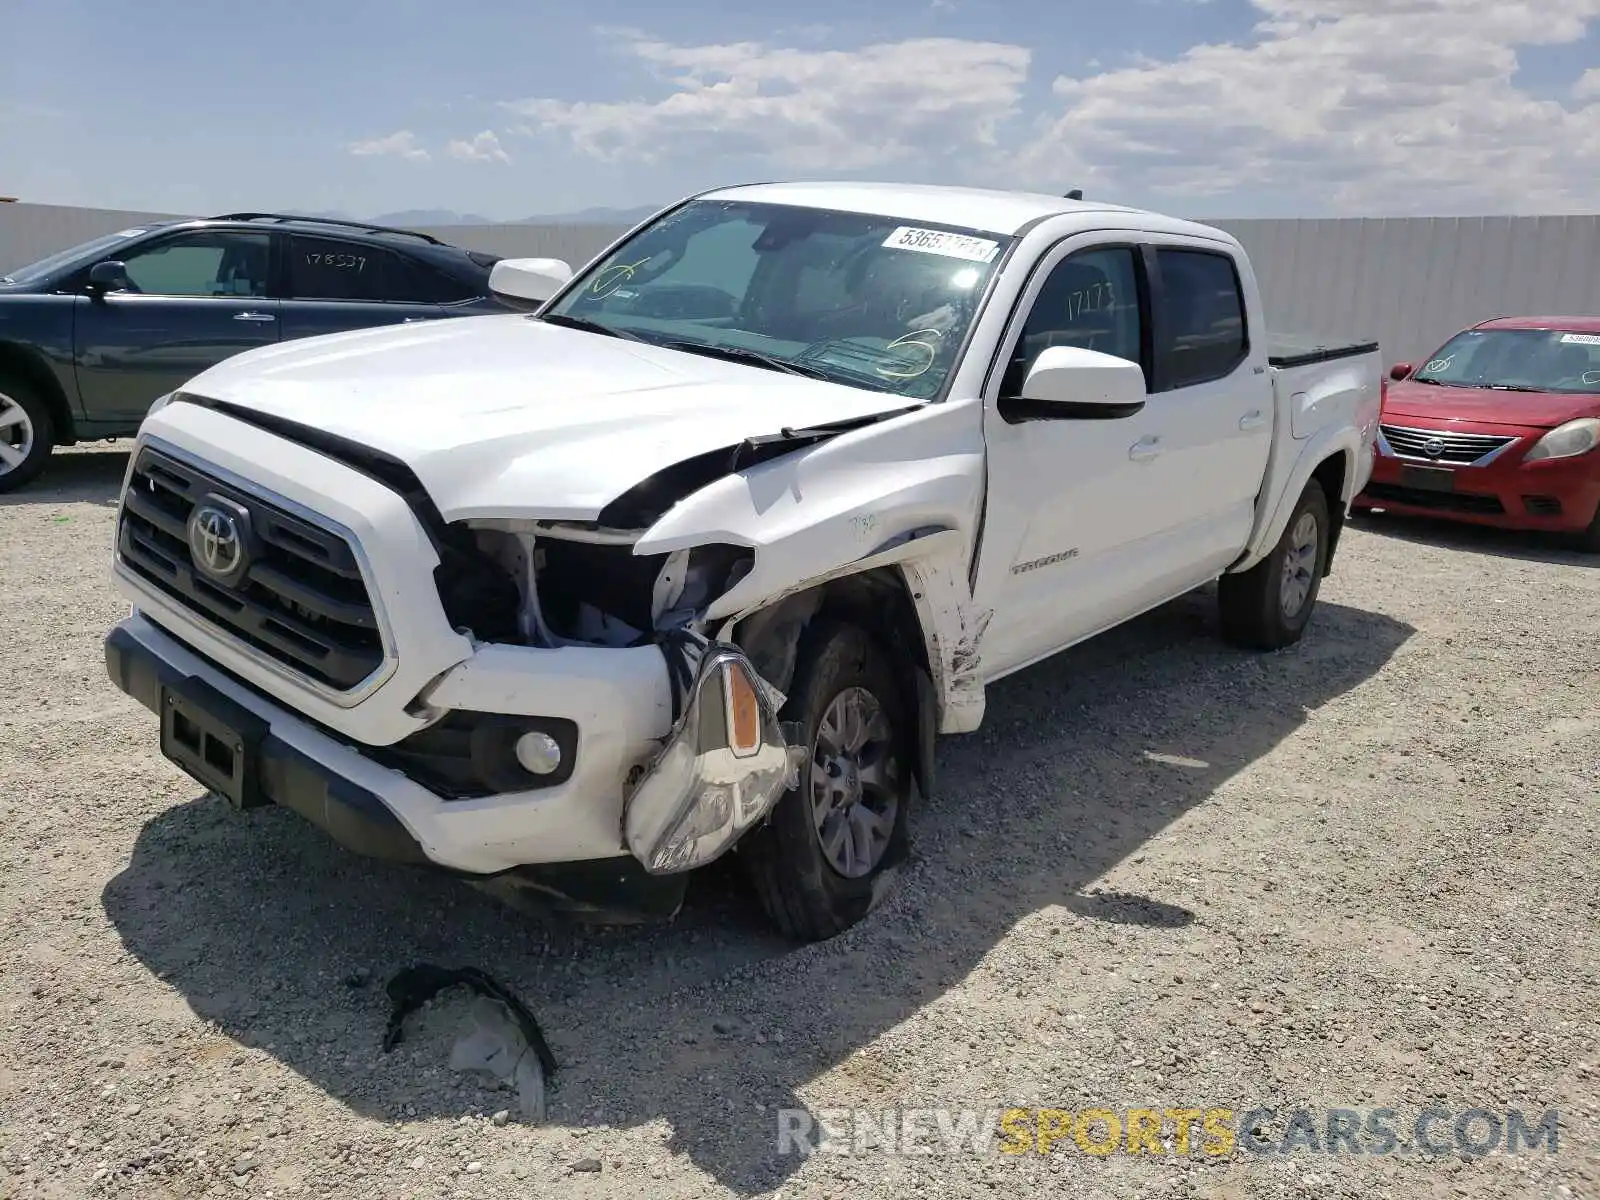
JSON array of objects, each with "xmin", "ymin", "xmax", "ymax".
[{"xmin": 0, "ymin": 213, "xmax": 508, "ymax": 491}]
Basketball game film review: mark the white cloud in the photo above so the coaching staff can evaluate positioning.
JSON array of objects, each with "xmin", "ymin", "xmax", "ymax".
[
  {"xmin": 503, "ymin": 34, "xmax": 1030, "ymax": 170},
  {"xmin": 347, "ymin": 130, "xmax": 430, "ymax": 162},
  {"xmin": 1027, "ymin": 0, "xmax": 1600, "ymax": 213},
  {"xmin": 446, "ymin": 130, "xmax": 511, "ymax": 164},
  {"xmin": 499, "ymin": 3, "xmax": 1600, "ymax": 214}
]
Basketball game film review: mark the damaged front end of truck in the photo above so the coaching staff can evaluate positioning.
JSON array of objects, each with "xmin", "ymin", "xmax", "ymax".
[
  {"xmin": 159, "ymin": 392, "xmax": 988, "ymax": 924},
  {"xmin": 429, "ymin": 398, "xmax": 989, "ymax": 910}
]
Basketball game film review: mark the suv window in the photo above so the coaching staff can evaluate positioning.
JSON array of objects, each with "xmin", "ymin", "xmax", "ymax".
[
  {"xmin": 118, "ymin": 230, "xmax": 271, "ymax": 298},
  {"xmin": 1002, "ymin": 246, "xmax": 1145, "ymax": 395},
  {"xmin": 409, "ymin": 260, "xmax": 479, "ymax": 304},
  {"xmin": 1154, "ymin": 248, "xmax": 1248, "ymax": 389},
  {"xmin": 289, "ymin": 235, "xmax": 425, "ymax": 303}
]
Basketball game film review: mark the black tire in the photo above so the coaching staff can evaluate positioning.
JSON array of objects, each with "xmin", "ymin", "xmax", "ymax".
[
  {"xmin": 740, "ymin": 620, "xmax": 914, "ymax": 942},
  {"xmin": 1218, "ymin": 480, "xmax": 1331, "ymax": 651},
  {"xmin": 0, "ymin": 378, "xmax": 55, "ymax": 494},
  {"xmin": 1574, "ymin": 500, "xmax": 1600, "ymax": 555}
]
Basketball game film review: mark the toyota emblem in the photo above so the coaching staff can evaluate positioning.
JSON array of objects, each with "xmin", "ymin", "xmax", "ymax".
[
  {"xmin": 1422, "ymin": 437, "xmax": 1445, "ymax": 458},
  {"xmin": 188, "ymin": 505, "xmax": 244, "ymax": 580}
]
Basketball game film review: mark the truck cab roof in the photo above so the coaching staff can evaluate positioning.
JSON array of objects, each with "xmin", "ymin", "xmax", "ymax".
[{"xmin": 701, "ymin": 180, "xmax": 1225, "ymax": 242}]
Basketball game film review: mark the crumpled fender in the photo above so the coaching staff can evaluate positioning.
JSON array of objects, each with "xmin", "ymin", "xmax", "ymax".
[{"xmin": 634, "ymin": 398, "xmax": 991, "ymax": 734}]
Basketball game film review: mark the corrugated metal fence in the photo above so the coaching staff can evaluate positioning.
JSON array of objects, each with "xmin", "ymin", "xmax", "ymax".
[
  {"xmin": 4, "ymin": 203, "xmax": 1598, "ymax": 363},
  {"xmin": 1216, "ymin": 216, "xmax": 1600, "ymax": 367}
]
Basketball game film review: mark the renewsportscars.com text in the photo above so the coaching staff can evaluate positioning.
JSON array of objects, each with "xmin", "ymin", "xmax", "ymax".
[{"xmin": 775, "ymin": 1106, "xmax": 1561, "ymax": 1159}]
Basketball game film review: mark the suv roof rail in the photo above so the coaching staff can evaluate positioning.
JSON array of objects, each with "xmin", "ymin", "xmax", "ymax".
[{"xmin": 206, "ymin": 212, "xmax": 445, "ymax": 245}]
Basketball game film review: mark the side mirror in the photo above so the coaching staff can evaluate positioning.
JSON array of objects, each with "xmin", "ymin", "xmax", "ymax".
[
  {"xmin": 488, "ymin": 257, "xmax": 573, "ymax": 309},
  {"xmin": 87, "ymin": 260, "xmax": 130, "ymax": 292},
  {"xmin": 1388, "ymin": 362, "xmax": 1414, "ymax": 381},
  {"xmin": 999, "ymin": 345, "xmax": 1147, "ymax": 423}
]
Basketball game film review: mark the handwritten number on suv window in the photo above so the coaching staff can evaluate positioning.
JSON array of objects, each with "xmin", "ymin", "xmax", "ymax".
[{"xmin": 305, "ymin": 252, "xmax": 367, "ymax": 271}]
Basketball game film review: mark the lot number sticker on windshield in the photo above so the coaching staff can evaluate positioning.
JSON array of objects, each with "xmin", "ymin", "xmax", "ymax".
[
  {"xmin": 882, "ymin": 227, "xmax": 1001, "ymax": 263},
  {"xmin": 1560, "ymin": 333, "xmax": 1600, "ymax": 345}
]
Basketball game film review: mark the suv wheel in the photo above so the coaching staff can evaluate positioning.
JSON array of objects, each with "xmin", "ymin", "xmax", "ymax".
[{"xmin": 0, "ymin": 380, "xmax": 54, "ymax": 493}]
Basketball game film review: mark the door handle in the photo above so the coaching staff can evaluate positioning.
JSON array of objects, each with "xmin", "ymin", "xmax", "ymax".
[
  {"xmin": 1129, "ymin": 436, "xmax": 1163, "ymax": 463},
  {"xmin": 1239, "ymin": 409, "xmax": 1267, "ymax": 431},
  {"xmin": 233, "ymin": 311, "xmax": 276, "ymax": 323}
]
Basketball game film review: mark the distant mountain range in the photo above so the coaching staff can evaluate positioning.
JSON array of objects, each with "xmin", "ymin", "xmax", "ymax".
[{"xmin": 289, "ymin": 204, "xmax": 660, "ymax": 227}]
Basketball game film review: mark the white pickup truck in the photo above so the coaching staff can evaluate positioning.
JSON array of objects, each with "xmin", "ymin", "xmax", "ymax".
[{"xmin": 104, "ymin": 182, "xmax": 1380, "ymax": 941}]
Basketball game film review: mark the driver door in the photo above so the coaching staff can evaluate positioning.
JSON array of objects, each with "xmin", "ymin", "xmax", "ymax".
[
  {"xmin": 73, "ymin": 229, "xmax": 280, "ymax": 425},
  {"xmin": 971, "ymin": 238, "xmax": 1172, "ymax": 675}
]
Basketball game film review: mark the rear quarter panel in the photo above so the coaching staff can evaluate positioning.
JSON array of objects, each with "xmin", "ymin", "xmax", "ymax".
[{"xmin": 1232, "ymin": 348, "xmax": 1381, "ymax": 572}]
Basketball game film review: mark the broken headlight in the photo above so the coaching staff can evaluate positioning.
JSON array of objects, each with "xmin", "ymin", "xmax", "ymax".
[{"xmin": 623, "ymin": 647, "xmax": 804, "ymax": 875}]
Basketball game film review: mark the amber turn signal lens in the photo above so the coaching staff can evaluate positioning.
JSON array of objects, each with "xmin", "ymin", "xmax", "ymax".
[{"xmin": 723, "ymin": 663, "xmax": 762, "ymax": 758}]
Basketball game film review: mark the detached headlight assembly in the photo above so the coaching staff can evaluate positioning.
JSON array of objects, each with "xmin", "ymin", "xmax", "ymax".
[{"xmin": 1524, "ymin": 417, "xmax": 1600, "ymax": 462}]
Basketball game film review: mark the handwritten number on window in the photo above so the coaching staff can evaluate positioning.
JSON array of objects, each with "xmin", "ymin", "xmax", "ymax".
[
  {"xmin": 305, "ymin": 252, "xmax": 367, "ymax": 272},
  {"xmin": 1063, "ymin": 282, "xmax": 1114, "ymax": 321}
]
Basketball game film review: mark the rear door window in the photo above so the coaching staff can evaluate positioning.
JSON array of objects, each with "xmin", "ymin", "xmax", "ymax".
[
  {"xmin": 289, "ymin": 235, "xmax": 414, "ymax": 303},
  {"xmin": 1153, "ymin": 248, "xmax": 1249, "ymax": 390}
]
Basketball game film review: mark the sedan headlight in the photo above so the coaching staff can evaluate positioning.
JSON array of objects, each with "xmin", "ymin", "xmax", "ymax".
[{"xmin": 1524, "ymin": 417, "xmax": 1600, "ymax": 463}]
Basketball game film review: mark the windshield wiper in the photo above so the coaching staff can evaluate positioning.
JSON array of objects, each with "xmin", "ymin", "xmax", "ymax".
[
  {"xmin": 1484, "ymin": 384, "xmax": 1543, "ymax": 392},
  {"xmin": 537, "ymin": 312, "xmax": 647, "ymax": 342},
  {"xmin": 657, "ymin": 339, "xmax": 835, "ymax": 381}
]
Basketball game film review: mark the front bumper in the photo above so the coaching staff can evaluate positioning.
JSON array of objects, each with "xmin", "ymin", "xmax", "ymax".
[
  {"xmin": 1354, "ymin": 423, "xmax": 1600, "ymax": 533},
  {"xmin": 107, "ymin": 613, "xmax": 801, "ymax": 891}
]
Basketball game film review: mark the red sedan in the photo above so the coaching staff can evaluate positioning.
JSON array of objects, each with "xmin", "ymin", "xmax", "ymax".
[{"xmin": 1353, "ymin": 316, "xmax": 1600, "ymax": 551}]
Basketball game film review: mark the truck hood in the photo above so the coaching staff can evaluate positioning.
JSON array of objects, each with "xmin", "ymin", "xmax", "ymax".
[
  {"xmin": 179, "ymin": 313, "xmax": 921, "ymax": 522},
  {"xmin": 1383, "ymin": 379, "xmax": 1598, "ymax": 430}
]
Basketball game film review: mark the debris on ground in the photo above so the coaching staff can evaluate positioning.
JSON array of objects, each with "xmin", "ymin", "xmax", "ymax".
[{"xmin": 382, "ymin": 963, "xmax": 557, "ymax": 1123}]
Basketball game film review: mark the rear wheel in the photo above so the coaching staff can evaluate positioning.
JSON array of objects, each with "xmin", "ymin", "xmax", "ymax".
[
  {"xmin": 1218, "ymin": 480, "xmax": 1330, "ymax": 650},
  {"xmin": 0, "ymin": 380, "xmax": 54, "ymax": 494},
  {"xmin": 740, "ymin": 620, "xmax": 913, "ymax": 942}
]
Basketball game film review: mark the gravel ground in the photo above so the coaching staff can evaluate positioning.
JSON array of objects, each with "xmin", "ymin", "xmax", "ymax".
[{"xmin": 1, "ymin": 444, "xmax": 1597, "ymax": 1200}]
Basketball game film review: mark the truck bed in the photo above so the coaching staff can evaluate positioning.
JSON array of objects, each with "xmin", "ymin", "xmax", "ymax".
[{"xmin": 1265, "ymin": 332, "xmax": 1380, "ymax": 370}]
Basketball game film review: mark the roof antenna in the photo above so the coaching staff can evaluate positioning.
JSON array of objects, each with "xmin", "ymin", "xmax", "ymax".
[{"xmin": 1064, "ymin": 189, "xmax": 1084, "ymax": 201}]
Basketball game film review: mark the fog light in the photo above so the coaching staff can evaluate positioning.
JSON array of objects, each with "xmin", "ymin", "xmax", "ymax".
[{"xmin": 514, "ymin": 731, "xmax": 563, "ymax": 776}]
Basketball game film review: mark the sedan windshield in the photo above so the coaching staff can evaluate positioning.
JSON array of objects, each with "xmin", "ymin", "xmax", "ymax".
[
  {"xmin": 1, "ymin": 227, "xmax": 152, "ymax": 285},
  {"xmin": 541, "ymin": 199, "xmax": 1013, "ymax": 398},
  {"xmin": 1412, "ymin": 328, "xmax": 1600, "ymax": 395}
]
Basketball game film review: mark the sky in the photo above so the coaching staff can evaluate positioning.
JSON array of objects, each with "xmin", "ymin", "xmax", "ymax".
[{"xmin": 2, "ymin": 0, "xmax": 1598, "ymax": 221}]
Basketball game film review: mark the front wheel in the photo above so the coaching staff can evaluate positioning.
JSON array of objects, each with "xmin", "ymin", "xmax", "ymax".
[
  {"xmin": 740, "ymin": 620, "xmax": 913, "ymax": 942},
  {"xmin": 1574, "ymin": 501, "xmax": 1600, "ymax": 555},
  {"xmin": 1218, "ymin": 480, "xmax": 1331, "ymax": 651},
  {"xmin": 0, "ymin": 380, "xmax": 55, "ymax": 494}
]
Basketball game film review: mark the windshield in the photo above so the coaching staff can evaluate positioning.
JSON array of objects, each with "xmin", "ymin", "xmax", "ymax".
[
  {"xmin": 1, "ymin": 228, "xmax": 153, "ymax": 285},
  {"xmin": 543, "ymin": 200, "xmax": 1013, "ymax": 399},
  {"xmin": 1412, "ymin": 328, "xmax": 1600, "ymax": 395}
]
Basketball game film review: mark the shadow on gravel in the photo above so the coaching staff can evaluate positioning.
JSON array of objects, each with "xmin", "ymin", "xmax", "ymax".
[
  {"xmin": 1349, "ymin": 507, "xmax": 1598, "ymax": 567},
  {"xmin": 0, "ymin": 446, "xmax": 130, "ymax": 509},
  {"xmin": 103, "ymin": 590, "xmax": 1412, "ymax": 1194},
  {"xmin": 1061, "ymin": 892, "xmax": 1196, "ymax": 929}
]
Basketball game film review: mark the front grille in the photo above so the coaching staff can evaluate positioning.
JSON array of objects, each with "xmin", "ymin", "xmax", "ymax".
[
  {"xmin": 1380, "ymin": 423, "xmax": 1518, "ymax": 465},
  {"xmin": 1362, "ymin": 483, "xmax": 1505, "ymax": 515},
  {"xmin": 117, "ymin": 447, "xmax": 385, "ymax": 690}
]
